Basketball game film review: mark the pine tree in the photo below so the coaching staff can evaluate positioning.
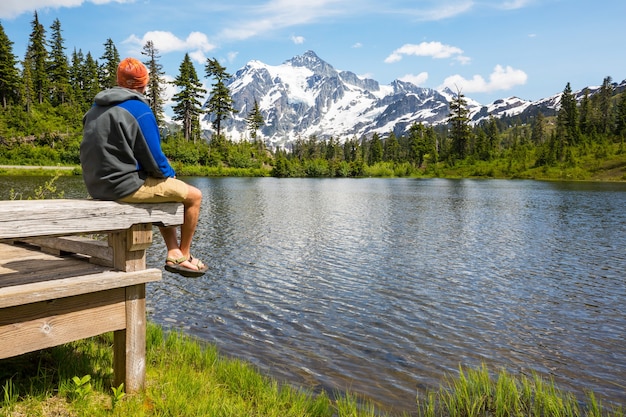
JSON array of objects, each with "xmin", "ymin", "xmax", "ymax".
[
  {"xmin": 48, "ymin": 18, "xmax": 70, "ymax": 105},
  {"xmin": 0, "ymin": 22, "xmax": 20, "ymax": 108},
  {"xmin": 614, "ymin": 93, "xmax": 626, "ymax": 143},
  {"xmin": 530, "ymin": 112, "xmax": 546, "ymax": 145},
  {"xmin": 368, "ymin": 133, "xmax": 383, "ymax": 165},
  {"xmin": 171, "ymin": 53, "xmax": 206, "ymax": 142},
  {"xmin": 594, "ymin": 76, "xmax": 613, "ymax": 135},
  {"xmin": 448, "ymin": 89, "xmax": 472, "ymax": 161},
  {"xmin": 204, "ymin": 57, "xmax": 237, "ymax": 137},
  {"xmin": 69, "ymin": 48, "xmax": 85, "ymax": 108},
  {"xmin": 99, "ymin": 38, "xmax": 119, "ymax": 89},
  {"xmin": 383, "ymin": 131, "xmax": 400, "ymax": 162},
  {"xmin": 141, "ymin": 41, "xmax": 166, "ymax": 128},
  {"xmin": 555, "ymin": 82, "xmax": 580, "ymax": 155},
  {"xmin": 25, "ymin": 11, "xmax": 48, "ymax": 104},
  {"xmin": 245, "ymin": 99, "xmax": 264, "ymax": 141},
  {"xmin": 20, "ymin": 58, "xmax": 35, "ymax": 112},
  {"xmin": 82, "ymin": 52, "xmax": 100, "ymax": 108}
]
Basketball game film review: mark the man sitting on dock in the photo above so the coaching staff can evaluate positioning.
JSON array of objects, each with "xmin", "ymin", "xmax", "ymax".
[{"xmin": 80, "ymin": 57, "xmax": 208, "ymax": 278}]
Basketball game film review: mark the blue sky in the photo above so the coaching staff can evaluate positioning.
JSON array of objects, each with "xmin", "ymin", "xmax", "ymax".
[{"xmin": 0, "ymin": 0, "xmax": 624, "ymax": 105}]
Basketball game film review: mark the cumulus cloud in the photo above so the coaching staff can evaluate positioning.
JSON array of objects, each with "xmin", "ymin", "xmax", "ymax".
[
  {"xmin": 123, "ymin": 31, "xmax": 215, "ymax": 63},
  {"xmin": 399, "ymin": 72, "xmax": 429, "ymax": 86},
  {"xmin": 438, "ymin": 64, "xmax": 528, "ymax": 93},
  {"xmin": 385, "ymin": 41, "xmax": 469, "ymax": 64},
  {"xmin": 0, "ymin": 0, "xmax": 130, "ymax": 19},
  {"xmin": 291, "ymin": 35, "xmax": 305, "ymax": 44}
]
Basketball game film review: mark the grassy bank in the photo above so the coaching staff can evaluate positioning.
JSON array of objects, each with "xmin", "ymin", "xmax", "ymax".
[{"xmin": 1, "ymin": 323, "xmax": 623, "ymax": 417}]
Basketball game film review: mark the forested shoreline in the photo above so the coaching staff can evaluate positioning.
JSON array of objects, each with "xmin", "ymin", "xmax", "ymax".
[{"xmin": 1, "ymin": 13, "xmax": 625, "ymax": 181}]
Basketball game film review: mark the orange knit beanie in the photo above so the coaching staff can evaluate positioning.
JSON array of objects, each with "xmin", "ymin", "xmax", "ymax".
[{"xmin": 117, "ymin": 57, "xmax": 149, "ymax": 89}]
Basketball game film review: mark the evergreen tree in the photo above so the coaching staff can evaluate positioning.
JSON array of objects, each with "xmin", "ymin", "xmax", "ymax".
[
  {"xmin": 245, "ymin": 99, "xmax": 264, "ymax": 141},
  {"xmin": 594, "ymin": 76, "xmax": 613, "ymax": 135},
  {"xmin": 171, "ymin": 53, "xmax": 206, "ymax": 142},
  {"xmin": 485, "ymin": 116, "xmax": 500, "ymax": 158},
  {"xmin": 69, "ymin": 48, "xmax": 85, "ymax": 107},
  {"xmin": 578, "ymin": 89, "xmax": 593, "ymax": 137},
  {"xmin": 141, "ymin": 40, "xmax": 166, "ymax": 127},
  {"xmin": 20, "ymin": 57, "xmax": 35, "ymax": 112},
  {"xmin": 614, "ymin": 92, "xmax": 626, "ymax": 143},
  {"xmin": 408, "ymin": 123, "xmax": 428, "ymax": 167},
  {"xmin": 447, "ymin": 89, "xmax": 472, "ymax": 161},
  {"xmin": 0, "ymin": 22, "xmax": 20, "ymax": 108},
  {"xmin": 204, "ymin": 57, "xmax": 237, "ymax": 136},
  {"xmin": 82, "ymin": 52, "xmax": 100, "ymax": 108},
  {"xmin": 25, "ymin": 11, "xmax": 48, "ymax": 104},
  {"xmin": 530, "ymin": 112, "xmax": 546, "ymax": 145},
  {"xmin": 368, "ymin": 133, "xmax": 383, "ymax": 165},
  {"xmin": 48, "ymin": 18, "xmax": 70, "ymax": 105},
  {"xmin": 555, "ymin": 82, "xmax": 580, "ymax": 158},
  {"xmin": 99, "ymin": 38, "xmax": 119, "ymax": 89},
  {"xmin": 383, "ymin": 132, "xmax": 400, "ymax": 162}
]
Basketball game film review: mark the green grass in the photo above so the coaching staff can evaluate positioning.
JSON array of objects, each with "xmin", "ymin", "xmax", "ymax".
[{"xmin": 1, "ymin": 324, "xmax": 623, "ymax": 417}]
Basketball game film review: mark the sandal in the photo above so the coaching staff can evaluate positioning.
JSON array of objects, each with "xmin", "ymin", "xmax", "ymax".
[
  {"xmin": 188, "ymin": 255, "xmax": 207, "ymax": 270},
  {"xmin": 164, "ymin": 256, "xmax": 208, "ymax": 278}
]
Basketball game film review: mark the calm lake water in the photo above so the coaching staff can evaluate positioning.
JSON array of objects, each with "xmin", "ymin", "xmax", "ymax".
[{"xmin": 2, "ymin": 176, "xmax": 625, "ymax": 414}]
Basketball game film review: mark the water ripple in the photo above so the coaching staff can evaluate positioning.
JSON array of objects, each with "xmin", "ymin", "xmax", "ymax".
[{"xmin": 145, "ymin": 178, "xmax": 626, "ymax": 414}]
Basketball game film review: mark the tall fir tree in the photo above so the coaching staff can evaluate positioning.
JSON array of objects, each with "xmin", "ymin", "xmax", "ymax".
[
  {"xmin": 204, "ymin": 57, "xmax": 237, "ymax": 137},
  {"xmin": 82, "ymin": 52, "xmax": 100, "ymax": 109},
  {"xmin": 99, "ymin": 38, "xmax": 119, "ymax": 89},
  {"xmin": 171, "ymin": 53, "xmax": 206, "ymax": 142},
  {"xmin": 530, "ymin": 112, "xmax": 546, "ymax": 145},
  {"xmin": 0, "ymin": 22, "xmax": 20, "ymax": 108},
  {"xmin": 383, "ymin": 131, "xmax": 400, "ymax": 162},
  {"xmin": 141, "ymin": 40, "xmax": 166, "ymax": 128},
  {"xmin": 25, "ymin": 11, "xmax": 48, "ymax": 105},
  {"xmin": 447, "ymin": 89, "xmax": 472, "ymax": 161},
  {"xmin": 594, "ymin": 76, "xmax": 613, "ymax": 135},
  {"xmin": 368, "ymin": 132, "xmax": 383, "ymax": 165},
  {"xmin": 555, "ymin": 82, "xmax": 580, "ymax": 155},
  {"xmin": 245, "ymin": 99, "xmax": 264, "ymax": 142},
  {"xmin": 69, "ymin": 48, "xmax": 85, "ymax": 108},
  {"xmin": 48, "ymin": 18, "xmax": 70, "ymax": 105},
  {"xmin": 614, "ymin": 92, "xmax": 626, "ymax": 143}
]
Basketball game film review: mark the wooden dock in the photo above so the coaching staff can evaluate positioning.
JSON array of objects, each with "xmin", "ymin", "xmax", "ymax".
[{"xmin": 0, "ymin": 199, "xmax": 183, "ymax": 392}]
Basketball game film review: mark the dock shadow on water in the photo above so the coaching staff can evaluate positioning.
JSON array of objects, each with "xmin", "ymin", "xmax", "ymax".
[{"xmin": 6, "ymin": 176, "xmax": 624, "ymax": 414}]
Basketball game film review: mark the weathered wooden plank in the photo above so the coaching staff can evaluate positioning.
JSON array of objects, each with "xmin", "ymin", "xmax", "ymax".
[
  {"xmin": 0, "ymin": 242, "xmax": 161, "ymax": 308},
  {"xmin": 0, "ymin": 269, "xmax": 161, "ymax": 309},
  {"xmin": 0, "ymin": 289, "xmax": 126, "ymax": 359},
  {"xmin": 0, "ymin": 199, "xmax": 183, "ymax": 239},
  {"xmin": 22, "ymin": 236, "xmax": 112, "ymax": 261}
]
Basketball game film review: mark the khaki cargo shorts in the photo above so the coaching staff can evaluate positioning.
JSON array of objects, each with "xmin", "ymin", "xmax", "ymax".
[{"xmin": 119, "ymin": 177, "xmax": 189, "ymax": 203}]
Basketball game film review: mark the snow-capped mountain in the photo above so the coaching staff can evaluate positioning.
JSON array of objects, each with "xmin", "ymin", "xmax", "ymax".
[{"xmin": 203, "ymin": 50, "xmax": 624, "ymax": 148}]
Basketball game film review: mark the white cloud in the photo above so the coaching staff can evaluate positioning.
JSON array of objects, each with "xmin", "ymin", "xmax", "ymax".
[
  {"xmin": 123, "ymin": 31, "xmax": 215, "ymax": 63},
  {"xmin": 385, "ymin": 41, "xmax": 468, "ymax": 64},
  {"xmin": 226, "ymin": 51, "xmax": 239, "ymax": 62},
  {"xmin": 438, "ymin": 64, "xmax": 527, "ymax": 93},
  {"xmin": 352, "ymin": 42, "xmax": 363, "ymax": 48},
  {"xmin": 499, "ymin": 0, "xmax": 534, "ymax": 10},
  {"xmin": 0, "ymin": 0, "xmax": 130, "ymax": 19},
  {"xmin": 399, "ymin": 72, "xmax": 429, "ymax": 86},
  {"xmin": 291, "ymin": 35, "xmax": 305, "ymax": 44},
  {"xmin": 406, "ymin": 0, "xmax": 474, "ymax": 21}
]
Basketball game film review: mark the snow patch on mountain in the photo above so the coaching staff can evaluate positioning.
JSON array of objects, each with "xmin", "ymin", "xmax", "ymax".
[{"xmin": 203, "ymin": 50, "xmax": 623, "ymax": 148}]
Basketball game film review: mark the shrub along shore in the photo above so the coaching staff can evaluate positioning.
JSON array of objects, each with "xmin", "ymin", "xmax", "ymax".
[{"xmin": 0, "ymin": 323, "xmax": 623, "ymax": 417}]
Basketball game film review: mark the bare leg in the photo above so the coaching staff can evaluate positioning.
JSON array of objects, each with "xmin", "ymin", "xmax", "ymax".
[{"xmin": 160, "ymin": 184, "xmax": 203, "ymax": 270}]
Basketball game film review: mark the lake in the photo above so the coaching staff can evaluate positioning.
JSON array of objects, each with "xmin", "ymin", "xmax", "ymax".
[{"xmin": 2, "ymin": 176, "xmax": 625, "ymax": 414}]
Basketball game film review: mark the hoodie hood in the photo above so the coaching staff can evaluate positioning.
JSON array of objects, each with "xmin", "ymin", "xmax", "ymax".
[{"xmin": 93, "ymin": 86, "xmax": 149, "ymax": 107}]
